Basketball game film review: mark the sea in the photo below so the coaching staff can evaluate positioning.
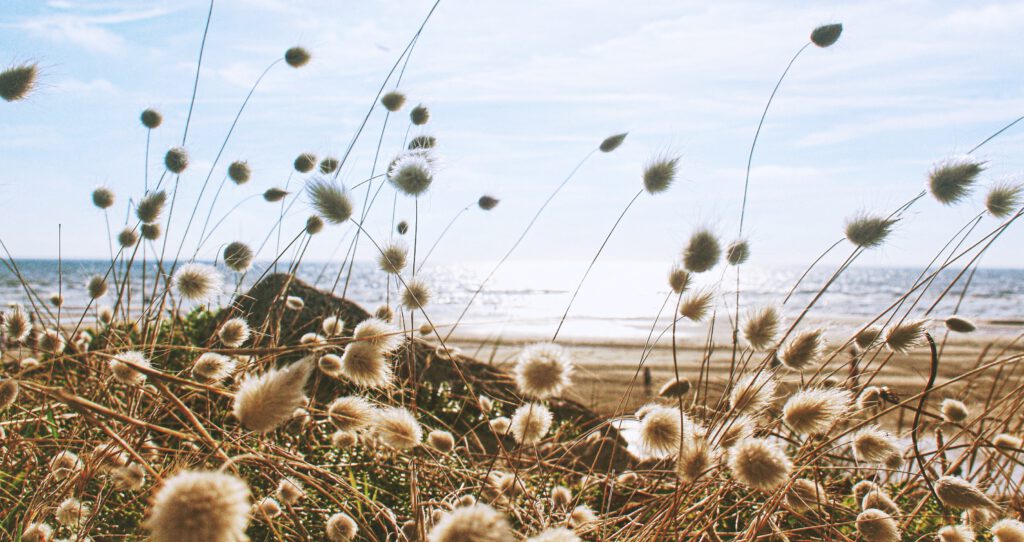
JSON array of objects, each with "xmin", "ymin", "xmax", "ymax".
[{"xmin": 3, "ymin": 259, "xmax": 1022, "ymax": 342}]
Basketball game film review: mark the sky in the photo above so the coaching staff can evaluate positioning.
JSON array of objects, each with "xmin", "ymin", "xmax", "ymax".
[{"xmin": 1, "ymin": 0, "xmax": 1023, "ymax": 270}]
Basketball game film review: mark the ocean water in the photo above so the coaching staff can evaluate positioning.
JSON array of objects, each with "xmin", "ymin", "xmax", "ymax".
[{"xmin": 3, "ymin": 259, "xmax": 1022, "ymax": 341}]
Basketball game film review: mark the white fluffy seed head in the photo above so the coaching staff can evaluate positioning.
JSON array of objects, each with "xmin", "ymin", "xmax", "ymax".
[
  {"xmin": 255, "ymin": 497, "xmax": 281, "ymax": 519},
  {"xmin": 326, "ymin": 512, "xmax": 359, "ymax": 541},
  {"xmin": 21, "ymin": 523, "xmax": 52, "ymax": 542},
  {"xmin": 780, "ymin": 328, "xmax": 824, "ymax": 370},
  {"xmin": 937, "ymin": 524, "xmax": 975, "ymax": 542},
  {"xmin": 551, "ymin": 485, "xmax": 572, "ymax": 509},
  {"xmin": 729, "ymin": 373, "xmax": 777, "ymax": 414},
  {"xmin": 514, "ymin": 342, "xmax": 573, "ymax": 399},
  {"xmin": 857, "ymin": 509, "xmax": 901, "ymax": 542},
  {"xmin": 679, "ymin": 288, "xmax": 715, "ymax": 321},
  {"xmin": 782, "ymin": 388, "xmax": 851, "ymax": 435},
  {"xmin": 992, "ymin": 519, "xmax": 1024, "ymax": 542},
  {"xmin": 327, "ymin": 396, "xmax": 376, "ymax": 432},
  {"xmin": 5, "ymin": 307, "xmax": 30, "ymax": 341},
  {"xmin": 331, "ymin": 430, "xmax": 358, "ymax": 449},
  {"xmin": 49, "ymin": 450, "xmax": 83, "ymax": 480},
  {"xmin": 110, "ymin": 350, "xmax": 151, "ymax": 385},
  {"xmin": 145, "ymin": 470, "xmax": 251, "ymax": 542},
  {"xmin": 863, "ymin": 490, "xmax": 900, "ymax": 516},
  {"xmin": 528, "ymin": 527, "xmax": 582, "ymax": 542},
  {"xmin": 191, "ymin": 352, "xmax": 236, "ymax": 382},
  {"xmin": 743, "ymin": 306, "xmax": 780, "ymax": 350},
  {"xmin": 401, "ymin": 279, "xmax": 431, "ymax": 309},
  {"xmin": 935, "ymin": 476, "xmax": 998, "ymax": 510},
  {"xmin": 941, "ymin": 399, "xmax": 970, "ymax": 423},
  {"xmin": 885, "ymin": 320, "xmax": 927, "ymax": 354},
  {"xmin": 786, "ymin": 478, "xmax": 826, "ymax": 512},
  {"xmin": 87, "ymin": 275, "xmax": 108, "ymax": 299},
  {"xmin": 852, "ymin": 426, "xmax": 902, "ymax": 464},
  {"xmin": 218, "ymin": 318, "xmax": 251, "ymax": 348},
  {"xmin": 232, "ymin": 358, "xmax": 313, "ymax": 433},
  {"xmin": 37, "ymin": 329, "xmax": 66, "ymax": 354},
  {"xmin": 173, "ymin": 263, "xmax": 221, "ymax": 302},
  {"xmin": 676, "ymin": 436, "xmax": 716, "ymax": 483},
  {"xmin": 428, "ymin": 430, "xmax": 456, "ymax": 453},
  {"xmin": 276, "ymin": 477, "xmax": 305, "ymax": 504},
  {"xmin": 509, "ymin": 403, "xmax": 553, "ymax": 445},
  {"xmin": 352, "ymin": 318, "xmax": 402, "ymax": 352},
  {"xmin": 339, "ymin": 342, "xmax": 392, "ymax": 388},
  {"xmin": 319, "ymin": 354, "xmax": 343, "ymax": 375},
  {"xmin": 111, "ymin": 463, "xmax": 147, "ymax": 491},
  {"xmin": 56, "ymin": 497, "xmax": 89, "ymax": 527},
  {"xmin": 373, "ymin": 407, "xmax": 422, "ymax": 451},
  {"xmin": 727, "ymin": 437, "xmax": 793, "ymax": 491},
  {"xmin": 388, "ymin": 152, "xmax": 435, "ymax": 197},
  {"xmin": 377, "ymin": 243, "xmax": 408, "ymax": 275},
  {"xmin": 426, "ymin": 503, "xmax": 514, "ymax": 542},
  {"xmin": 285, "ymin": 296, "xmax": 305, "ymax": 311},
  {"xmin": 639, "ymin": 406, "xmax": 683, "ymax": 458},
  {"xmin": 489, "ymin": 417, "xmax": 511, "ymax": 435},
  {"xmin": 322, "ymin": 316, "xmax": 345, "ymax": 337},
  {"xmin": 0, "ymin": 379, "xmax": 19, "ymax": 410}
]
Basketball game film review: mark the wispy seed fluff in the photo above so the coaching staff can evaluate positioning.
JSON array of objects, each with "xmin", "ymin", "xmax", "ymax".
[
  {"xmin": 679, "ymin": 288, "xmax": 715, "ymax": 321},
  {"xmin": 192, "ymin": 352, "xmax": 235, "ymax": 382},
  {"xmin": 118, "ymin": 227, "xmax": 139, "ymax": 247},
  {"xmin": 683, "ymin": 229, "xmax": 721, "ymax": 273},
  {"xmin": 92, "ymin": 187, "xmax": 115, "ymax": 209},
  {"xmin": 428, "ymin": 429, "xmax": 456, "ymax": 453},
  {"xmin": 49, "ymin": 450, "xmax": 83, "ymax": 480},
  {"xmin": 992, "ymin": 519, "xmax": 1024, "ymax": 542},
  {"xmin": 137, "ymin": 190, "xmax": 167, "ymax": 223},
  {"xmin": 845, "ymin": 213, "xmax": 897, "ymax": 248},
  {"xmin": 377, "ymin": 243, "xmax": 408, "ymax": 274},
  {"xmin": 145, "ymin": 470, "xmax": 251, "ymax": 542},
  {"xmin": 233, "ymin": 358, "xmax": 313, "ymax": 433},
  {"xmin": 884, "ymin": 320, "xmax": 926, "ymax": 353},
  {"xmin": 284, "ymin": 46, "xmax": 311, "ymax": 67},
  {"xmin": 141, "ymin": 223, "xmax": 162, "ymax": 240},
  {"xmin": 276, "ymin": 477, "xmax": 305, "ymax": 505},
  {"xmin": 941, "ymin": 398, "xmax": 970, "ymax": 423},
  {"xmin": 729, "ymin": 372, "xmax": 777, "ymax": 413},
  {"xmin": 222, "ymin": 241, "xmax": 254, "ymax": 272},
  {"xmin": 514, "ymin": 342, "xmax": 573, "ymax": 399},
  {"xmin": 164, "ymin": 147, "xmax": 189, "ymax": 174},
  {"xmin": 935, "ymin": 476, "xmax": 998, "ymax": 510},
  {"xmin": 489, "ymin": 416, "xmax": 511, "ymax": 434},
  {"xmin": 659, "ymin": 377, "xmax": 691, "ymax": 399},
  {"xmin": 322, "ymin": 315, "xmax": 345, "ymax": 336},
  {"xmin": 332, "ymin": 430, "xmax": 357, "ymax": 448},
  {"xmin": 264, "ymin": 187, "xmax": 289, "ymax": 202},
  {"xmin": 743, "ymin": 306, "xmax": 780, "ymax": 350},
  {"xmin": 401, "ymin": 279, "xmax": 431, "ymax": 309},
  {"xmin": 110, "ymin": 350, "xmax": 151, "ymax": 385},
  {"xmin": 86, "ymin": 275, "xmax": 108, "ymax": 299},
  {"xmin": 639, "ymin": 406, "xmax": 683, "ymax": 458},
  {"xmin": 306, "ymin": 215, "xmax": 324, "ymax": 234},
  {"xmin": 783, "ymin": 388, "xmax": 851, "ymax": 435},
  {"xmin": 929, "ymin": 158, "xmax": 985, "ymax": 205},
  {"xmin": 218, "ymin": 317, "xmax": 251, "ymax": 348},
  {"xmin": 226, "ymin": 160, "xmax": 250, "ymax": 184},
  {"xmin": 945, "ymin": 316, "xmax": 977, "ymax": 333},
  {"xmin": 327, "ymin": 396, "xmax": 376, "ymax": 432},
  {"xmin": 668, "ymin": 265, "xmax": 691, "ymax": 294},
  {"xmin": 938, "ymin": 524, "xmax": 976, "ymax": 542},
  {"xmin": 642, "ymin": 155, "xmax": 679, "ymax": 194},
  {"xmin": 5, "ymin": 306, "xmax": 29, "ymax": 341},
  {"xmin": 255, "ymin": 497, "xmax": 281, "ymax": 519},
  {"xmin": 21, "ymin": 523, "xmax": 52, "ymax": 542},
  {"xmin": 409, "ymin": 134, "xmax": 437, "ymax": 150},
  {"xmin": 528, "ymin": 527, "xmax": 582, "ymax": 542},
  {"xmin": 173, "ymin": 263, "xmax": 221, "ymax": 302},
  {"xmin": 0, "ymin": 379, "xmax": 19, "ymax": 409},
  {"xmin": 307, "ymin": 178, "xmax": 353, "ymax": 224},
  {"xmin": 353, "ymin": 318, "xmax": 403, "ymax": 352},
  {"xmin": 570, "ymin": 504, "xmax": 598, "ymax": 530},
  {"xmin": 56, "ymin": 497, "xmax": 90, "ymax": 527},
  {"xmin": 726, "ymin": 239, "xmax": 750, "ymax": 266},
  {"xmin": 410, "ymin": 104, "xmax": 430, "ymax": 125},
  {"xmin": 676, "ymin": 435, "xmax": 717, "ymax": 483},
  {"xmin": 389, "ymin": 151, "xmax": 436, "ymax": 197},
  {"xmin": 427, "ymin": 503, "xmax": 514, "ymax": 542},
  {"xmin": 510, "ymin": 403, "xmax": 553, "ymax": 445},
  {"xmin": 0, "ymin": 63, "xmax": 37, "ymax": 101},
  {"xmin": 852, "ymin": 426, "xmax": 901, "ymax": 464},
  {"xmin": 728, "ymin": 437, "xmax": 793, "ymax": 491},
  {"xmin": 326, "ymin": 512, "xmax": 358, "ymax": 541},
  {"xmin": 786, "ymin": 478, "xmax": 827, "ymax": 512},
  {"xmin": 373, "ymin": 407, "xmax": 422, "ymax": 450},
  {"xmin": 810, "ymin": 23, "xmax": 843, "ymax": 47},
  {"xmin": 38, "ymin": 328, "xmax": 66, "ymax": 354},
  {"xmin": 856, "ymin": 508, "xmax": 900, "ymax": 542},
  {"xmin": 339, "ymin": 342, "xmax": 392, "ymax": 388},
  {"xmin": 780, "ymin": 328, "xmax": 824, "ymax": 370},
  {"xmin": 985, "ymin": 182, "xmax": 1022, "ymax": 218}
]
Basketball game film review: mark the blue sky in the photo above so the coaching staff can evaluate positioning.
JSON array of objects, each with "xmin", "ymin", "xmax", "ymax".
[{"xmin": 1, "ymin": 0, "xmax": 1022, "ymax": 269}]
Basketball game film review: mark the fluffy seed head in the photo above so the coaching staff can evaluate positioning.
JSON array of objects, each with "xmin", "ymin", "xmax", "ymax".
[
  {"xmin": 726, "ymin": 239, "xmax": 750, "ymax": 265},
  {"xmin": 780, "ymin": 328, "xmax": 824, "ymax": 370},
  {"xmin": 994, "ymin": 433, "xmax": 1022, "ymax": 450},
  {"xmin": 332, "ymin": 430, "xmax": 357, "ymax": 448},
  {"xmin": 510, "ymin": 403, "xmax": 553, "ymax": 445},
  {"xmin": 985, "ymin": 182, "xmax": 1022, "ymax": 218},
  {"xmin": 683, "ymin": 229, "xmax": 721, "ymax": 273},
  {"xmin": 941, "ymin": 399, "xmax": 970, "ymax": 423},
  {"xmin": 118, "ymin": 227, "xmax": 139, "ymax": 248},
  {"xmin": 294, "ymin": 153, "xmax": 317, "ymax": 173},
  {"xmin": 264, "ymin": 188, "xmax": 289, "ymax": 202},
  {"xmin": 857, "ymin": 386, "xmax": 888, "ymax": 410},
  {"xmin": 863, "ymin": 490, "xmax": 900, "ymax": 516},
  {"xmin": 992, "ymin": 519, "xmax": 1024, "ymax": 542},
  {"xmin": 136, "ymin": 190, "xmax": 167, "ymax": 224},
  {"xmin": 222, "ymin": 241, "xmax": 253, "ymax": 272},
  {"xmin": 676, "ymin": 436, "xmax": 716, "ymax": 483},
  {"xmin": 743, "ymin": 306, "xmax": 780, "ymax": 350},
  {"xmin": 227, "ymin": 160, "xmax": 250, "ymax": 184},
  {"xmin": 716, "ymin": 414, "xmax": 755, "ymax": 449},
  {"xmin": 478, "ymin": 195, "xmax": 500, "ymax": 210},
  {"xmin": 884, "ymin": 320, "xmax": 926, "ymax": 353},
  {"xmin": 728, "ymin": 437, "xmax": 793, "ymax": 491},
  {"xmin": 339, "ymin": 342, "xmax": 392, "ymax": 388},
  {"xmin": 945, "ymin": 316, "xmax": 977, "ymax": 333},
  {"xmin": 38, "ymin": 328, "xmax": 66, "ymax": 354},
  {"xmin": 285, "ymin": 296, "xmax": 304, "ymax": 311},
  {"xmin": 514, "ymin": 342, "xmax": 573, "ymax": 399},
  {"xmin": 938, "ymin": 525, "xmax": 976, "ymax": 542},
  {"xmin": 173, "ymin": 263, "xmax": 221, "ymax": 301},
  {"xmin": 856, "ymin": 509, "xmax": 900, "ymax": 542},
  {"xmin": 489, "ymin": 416, "xmax": 511, "ymax": 434},
  {"xmin": 374, "ymin": 407, "xmax": 422, "ymax": 450},
  {"xmin": 56, "ymin": 497, "xmax": 89, "ymax": 527},
  {"xmin": 853, "ymin": 480, "xmax": 880, "ymax": 502},
  {"xmin": 852, "ymin": 426, "xmax": 901, "ymax": 463},
  {"xmin": 319, "ymin": 157, "xmax": 339, "ymax": 174},
  {"xmin": 192, "ymin": 352, "xmax": 235, "ymax": 382},
  {"xmin": 307, "ymin": 178, "xmax": 352, "ymax": 224},
  {"xmin": 599, "ymin": 132, "xmax": 628, "ymax": 153},
  {"xmin": 410, "ymin": 104, "xmax": 430, "ymax": 125},
  {"xmin": 639, "ymin": 406, "xmax": 683, "ymax": 458},
  {"xmin": 783, "ymin": 388, "xmax": 851, "ymax": 435},
  {"xmin": 668, "ymin": 265, "xmax": 690, "ymax": 294},
  {"xmin": 810, "ymin": 23, "xmax": 843, "ymax": 47},
  {"xmin": 528, "ymin": 528, "xmax": 582, "ymax": 542},
  {"xmin": 396, "ymin": 221, "xmax": 409, "ymax": 235},
  {"xmin": 642, "ymin": 156, "xmax": 679, "ymax": 194},
  {"xmin": 427, "ymin": 503, "xmax": 514, "ymax": 542},
  {"xmin": 0, "ymin": 379, "xmax": 19, "ymax": 410},
  {"xmin": 306, "ymin": 215, "xmax": 324, "ymax": 234},
  {"xmin": 276, "ymin": 477, "xmax": 304, "ymax": 504},
  {"xmin": 786, "ymin": 479, "xmax": 826, "ymax": 512},
  {"xmin": 255, "ymin": 497, "xmax": 281, "ymax": 519},
  {"xmin": 284, "ymin": 46, "xmax": 311, "ymax": 67},
  {"xmin": 110, "ymin": 350, "xmax": 150, "ymax": 385},
  {"xmin": 97, "ymin": 305, "xmax": 114, "ymax": 324},
  {"xmin": 679, "ymin": 288, "xmax": 715, "ymax": 321},
  {"xmin": 326, "ymin": 512, "xmax": 358, "ymax": 541},
  {"xmin": 322, "ymin": 316, "xmax": 344, "ymax": 336},
  {"xmin": 929, "ymin": 158, "xmax": 985, "ymax": 205},
  {"xmin": 164, "ymin": 147, "xmax": 189, "ymax": 174},
  {"xmin": 141, "ymin": 108, "xmax": 163, "ymax": 129},
  {"xmin": 327, "ymin": 396, "xmax": 375, "ymax": 432},
  {"xmin": 5, "ymin": 307, "xmax": 29, "ymax": 341},
  {"xmin": 145, "ymin": 470, "xmax": 251, "ymax": 542},
  {"xmin": 141, "ymin": 223, "xmax": 162, "ymax": 240},
  {"xmin": 112, "ymin": 463, "xmax": 147, "ymax": 491},
  {"xmin": 353, "ymin": 318, "xmax": 403, "ymax": 352},
  {"xmin": 377, "ymin": 243, "xmax": 407, "ymax": 274},
  {"xmin": 87, "ymin": 275, "xmax": 108, "ymax": 299},
  {"xmin": 233, "ymin": 358, "xmax": 313, "ymax": 433},
  {"xmin": 569, "ymin": 504, "xmax": 597, "ymax": 529},
  {"xmin": 218, "ymin": 317, "xmax": 250, "ymax": 348},
  {"xmin": 729, "ymin": 372, "xmax": 777, "ymax": 413},
  {"xmin": 936, "ymin": 476, "xmax": 998, "ymax": 510},
  {"xmin": 92, "ymin": 187, "xmax": 115, "ymax": 209},
  {"xmin": 0, "ymin": 63, "xmax": 37, "ymax": 101},
  {"xmin": 845, "ymin": 213, "xmax": 897, "ymax": 248},
  {"xmin": 21, "ymin": 523, "xmax": 52, "ymax": 542},
  {"xmin": 401, "ymin": 279, "xmax": 431, "ymax": 309},
  {"xmin": 49, "ymin": 450, "xmax": 83, "ymax": 480},
  {"xmin": 380, "ymin": 91, "xmax": 406, "ymax": 111},
  {"xmin": 409, "ymin": 135, "xmax": 437, "ymax": 150},
  {"xmin": 659, "ymin": 377, "xmax": 691, "ymax": 399},
  {"xmin": 551, "ymin": 486, "xmax": 572, "ymax": 509},
  {"xmin": 388, "ymin": 152, "xmax": 434, "ymax": 196},
  {"xmin": 429, "ymin": 430, "xmax": 456, "ymax": 453}
]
